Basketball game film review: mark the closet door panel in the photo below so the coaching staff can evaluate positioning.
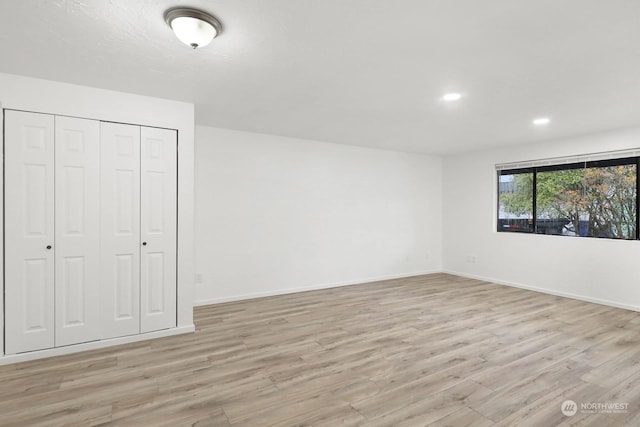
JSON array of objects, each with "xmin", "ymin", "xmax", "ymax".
[
  {"xmin": 5, "ymin": 110, "xmax": 55, "ymax": 354},
  {"xmin": 101, "ymin": 122, "xmax": 141, "ymax": 339},
  {"xmin": 55, "ymin": 116, "xmax": 101, "ymax": 346},
  {"xmin": 140, "ymin": 127, "xmax": 177, "ymax": 333}
]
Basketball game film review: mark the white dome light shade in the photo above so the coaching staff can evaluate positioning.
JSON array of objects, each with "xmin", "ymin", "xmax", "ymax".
[
  {"xmin": 165, "ymin": 8, "xmax": 222, "ymax": 49},
  {"xmin": 170, "ymin": 17, "xmax": 216, "ymax": 48}
]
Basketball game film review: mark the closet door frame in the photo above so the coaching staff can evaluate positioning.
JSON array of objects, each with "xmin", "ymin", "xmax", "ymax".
[
  {"xmin": 2, "ymin": 107, "xmax": 180, "ymax": 358},
  {"xmin": 1, "ymin": 106, "xmax": 5, "ymax": 356}
]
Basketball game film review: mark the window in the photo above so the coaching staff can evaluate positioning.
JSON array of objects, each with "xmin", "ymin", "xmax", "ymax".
[
  {"xmin": 497, "ymin": 158, "xmax": 638, "ymax": 240},
  {"xmin": 498, "ymin": 169, "xmax": 534, "ymax": 232}
]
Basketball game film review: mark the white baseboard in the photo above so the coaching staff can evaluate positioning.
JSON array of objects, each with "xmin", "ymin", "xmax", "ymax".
[
  {"xmin": 0, "ymin": 325, "xmax": 195, "ymax": 366},
  {"xmin": 194, "ymin": 269, "xmax": 442, "ymax": 306},
  {"xmin": 196, "ymin": 268, "xmax": 640, "ymax": 314},
  {"xmin": 442, "ymin": 269, "xmax": 640, "ymax": 313}
]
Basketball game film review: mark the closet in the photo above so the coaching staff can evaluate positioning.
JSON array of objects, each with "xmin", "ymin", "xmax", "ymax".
[{"xmin": 4, "ymin": 110, "xmax": 177, "ymax": 354}]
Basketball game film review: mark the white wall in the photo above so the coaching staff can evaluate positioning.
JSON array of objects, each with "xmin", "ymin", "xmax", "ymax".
[
  {"xmin": 195, "ymin": 126, "xmax": 442, "ymax": 304},
  {"xmin": 0, "ymin": 72, "xmax": 196, "ymax": 349},
  {"xmin": 443, "ymin": 127, "xmax": 640, "ymax": 311}
]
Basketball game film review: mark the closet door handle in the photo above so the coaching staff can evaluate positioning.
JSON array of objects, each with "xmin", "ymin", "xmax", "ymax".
[
  {"xmin": 142, "ymin": 242, "xmax": 147, "ymax": 246},
  {"xmin": 46, "ymin": 245, "xmax": 52, "ymax": 250}
]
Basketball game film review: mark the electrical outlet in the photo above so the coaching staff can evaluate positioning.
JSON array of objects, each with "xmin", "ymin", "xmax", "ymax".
[{"xmin": 195, "ymin": 273, "xmax": 203, "ymax": 284}]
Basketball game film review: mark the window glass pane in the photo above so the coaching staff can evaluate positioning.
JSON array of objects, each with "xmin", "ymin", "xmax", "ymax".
[
  {"xmin": 536, "ymin": 169, "xmax": 583, "ymax": 235},
  {"xmin": 584, "ymin": 164, "xmax": 636, "ymax": 239},
  {"xmin": 536, "ymin": 164, "xmax": 636, "ymax": 239},
  {"xmin": 498, "ymin": 172, "xmax": 533, "ymax": 232}
]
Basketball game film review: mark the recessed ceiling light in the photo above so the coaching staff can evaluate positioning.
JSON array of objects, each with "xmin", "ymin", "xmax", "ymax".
[
  {"xmin": 533, "ymin": 117, "xmax": 551, "ymax": 126},
  {"xmin": 442, "ymin": 93, "xmax": 463, "ymax": 102},
  {"xmin": 165, "ymin": 7, "xmax": 222, "ymax": 49}
]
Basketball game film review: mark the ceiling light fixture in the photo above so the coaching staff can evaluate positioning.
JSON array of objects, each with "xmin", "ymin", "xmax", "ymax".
[
  {"xmin": 533, "ymin": 117, "xmax": 551, "ymax": 126},
  {"xmin": 165, "ymin": 7, "xmax": 222, "ymax": 49},
  {"xmin": 442, "ymin": 93, "xmax": 463, "ymax": 102}
]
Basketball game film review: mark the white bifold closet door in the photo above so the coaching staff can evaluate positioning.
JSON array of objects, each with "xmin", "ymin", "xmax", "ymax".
[
  {"xmin": 101, "ymin": 124, "xmax": 177, "ymax": 337},
  {"xmin": 100, "ymin": 122, "xmax": 141, "ymax": 339},
  {"xmin": 5, "ymin": 112, "xmax": 101, "ymax": 353},
  {"xmin": 6, "ymin": 113, "xmax": 177, "ymax": 354},
  {"xmin": 5, "ymin": 111, "xmax": 56, "ymax": 354},
  {"xmin": 140, "ymin": 127, "xmax": 177, "ymax": 333},
  {"xmin": 54, "ymin": 116, "xmax": 101, "ymax": 347}
]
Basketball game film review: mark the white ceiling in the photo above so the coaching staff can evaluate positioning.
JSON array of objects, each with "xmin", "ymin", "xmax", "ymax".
[{"xmin": 0, "ymin": 0, "xmax": 638, "ymax": 154}]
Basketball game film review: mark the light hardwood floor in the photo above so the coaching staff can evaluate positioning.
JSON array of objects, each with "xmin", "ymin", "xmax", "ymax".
[{"xmin": 2, "ymin": 273, "xmax": 640, "ymax": 426}]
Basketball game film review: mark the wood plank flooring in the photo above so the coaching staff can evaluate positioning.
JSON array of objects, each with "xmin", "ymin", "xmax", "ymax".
[{"xmin": 2, "ymin": 273, "xmax": 640, "ymax": 426}]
